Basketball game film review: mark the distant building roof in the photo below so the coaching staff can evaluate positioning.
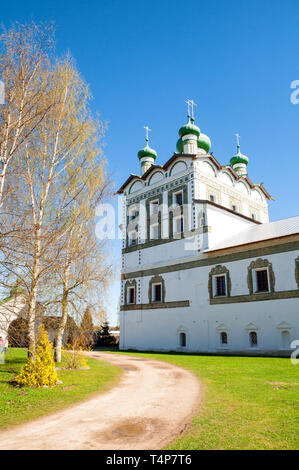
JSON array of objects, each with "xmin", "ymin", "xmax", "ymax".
[{"xmin": 205, "ymin": 216, "xmax": 299, "ymax": 252}]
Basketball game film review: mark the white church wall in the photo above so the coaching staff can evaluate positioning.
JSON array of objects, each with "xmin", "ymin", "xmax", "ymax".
[
  {"xmin": 120, "ymin": 247, "xmax": 299, "ymax": 354},
  {"xmin": 204, "ymin": 204, "xmax": 256, "ymax": 249},
  {"xmin": 123, "ymin": 250, "xmax": 140, "ymax": 270},
  {"xmin": 140, "ymin": 239, "xmax": 199, "ymax": 266}
]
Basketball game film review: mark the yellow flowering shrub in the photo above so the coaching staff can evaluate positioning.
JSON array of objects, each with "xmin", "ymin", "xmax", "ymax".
[
  {"xmin": 62, "ymin": 343, "xmax": 88, "ymax": 370},
  {"xmin": 17, "ymin": 324, "xmax": 58, "ymax": 388}
]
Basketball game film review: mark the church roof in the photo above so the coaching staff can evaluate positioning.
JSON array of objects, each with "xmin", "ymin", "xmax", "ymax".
[
  {"xmin": 205, "ymin": 216, "xmax": 299, "ymax": 253},
  {"xmin": 115, "ymin": 154, "xmax": 196, "ymax": 194},
  {"xmin": 116, "ymin": 152, "xmax": 272, "ymax": 199}
]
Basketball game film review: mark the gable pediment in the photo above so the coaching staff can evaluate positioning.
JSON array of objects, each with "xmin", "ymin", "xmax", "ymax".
[
  {"xmin": 276, "ymin": 321, "xmax": 292, "ymax": 330},
  {"xmin": 245, "ymin": 322, "xmax": 258, "ymax": 330}
]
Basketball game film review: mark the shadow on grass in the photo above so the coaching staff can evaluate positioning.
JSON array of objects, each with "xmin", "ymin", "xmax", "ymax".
[
  {"xmin": 3, "ymin": 357, "xmax": 25, "ymax": 365},
  {"xmin": 105, "ymin": 347, "xmax": 291, "ymax": 360}
]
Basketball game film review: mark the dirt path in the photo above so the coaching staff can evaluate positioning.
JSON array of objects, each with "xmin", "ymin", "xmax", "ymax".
[{"xmin": 0, "ymin": 352, "xmax": 201, "ymax": 450}]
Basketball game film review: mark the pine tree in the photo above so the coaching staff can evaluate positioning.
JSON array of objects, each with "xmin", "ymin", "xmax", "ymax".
[
  {"xmin": 80, "ymin": 306, "xmax": 95, "ymax": 348},
  {"xmin": 17, "ymin": 325, "xmax": 58, "ymax": 388},
  {"xmin": 96, "ymin": 320, "xmax": 116, "ymax": 346},
  {"xmin": 80, "ymin": 306, "xmax": 94, "ymax": 332}
]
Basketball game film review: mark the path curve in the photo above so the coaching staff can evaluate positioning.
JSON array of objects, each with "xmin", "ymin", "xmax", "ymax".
[{"xmin": 0, "ymin": 352, "xmax": 202, "ymax": 450}]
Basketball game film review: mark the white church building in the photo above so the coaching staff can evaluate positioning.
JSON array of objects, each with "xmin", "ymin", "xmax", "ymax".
[{"xmin": 117, "ymin": 104, "xmax": 299, "ymax": 355}]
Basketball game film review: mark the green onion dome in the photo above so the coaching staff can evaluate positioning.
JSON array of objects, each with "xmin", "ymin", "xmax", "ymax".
[
  {"xmin": 197, "ymin": 133, "xmax": 211, "ymax": 153},
  {"xmin": 230, "ymin": 145, "xmax": 249, "ymax": 166},
  {"xmin": 137, "ymin": 142, "xmax": 157, "ymax": 160},
  {"xmin": 176, "ymin": 137, "xmax": 184, "ymax": 153},
  {"xmin": 178, "ymin": 116, "xmax": 200, "ymax": 138}
]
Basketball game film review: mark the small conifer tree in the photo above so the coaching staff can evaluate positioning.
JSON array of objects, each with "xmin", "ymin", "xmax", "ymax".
[{"xmin": 17, "ymin": 324, "xmax": 58, "ymax": 388}]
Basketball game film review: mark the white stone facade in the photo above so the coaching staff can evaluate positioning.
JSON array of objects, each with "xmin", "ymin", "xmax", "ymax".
[
  {"xmin": 0, "ymin": 295, "xmax": 26, "ymax": 343},
  {"xmin": 118, "ymin": 147, "xmax": 299, "ymax": 355}
]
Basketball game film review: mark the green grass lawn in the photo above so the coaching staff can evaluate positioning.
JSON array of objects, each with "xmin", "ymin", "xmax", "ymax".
[
  {"xmin": 110, "ymin": 351, "xmax": 299, "ymax": 450},
  {"xmin": 0, "ymin": 348, "xmax": 122, "ymax": 430}
]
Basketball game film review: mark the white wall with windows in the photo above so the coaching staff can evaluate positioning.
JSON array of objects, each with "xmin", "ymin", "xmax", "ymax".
[{"xmin": 120, "ymin": 248, "xmax": 299, "ymax": 354}]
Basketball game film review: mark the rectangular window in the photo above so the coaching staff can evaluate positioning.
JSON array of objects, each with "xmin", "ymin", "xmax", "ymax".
[
  {"xmin": 252, "ymin": 213, "xmax": 256, "ymax": 220},
  {"xmin": 209, "ymin": 194, "xmax": 215, "ymax": 203},
  {"xmin": 256, "ymin": 269, "xmax": 269, "ymax": 292},
  {"xmin": 175, "ymin": 192, "xmax": 183, "ymax": 206},
  {"xmin": 215, "ymin": 275, "xmax": 226, "ymax": 296},
  {"xmin": 153, "ymin": 283, "xmax": 162, "ymax": 302},
  {"xmin": 232, "ymin": 204, "xmax": 237, "ymax": 212},
  {"xmin": 150, "ymin": 200, "xmax": 159, "ymax": 215},
  {"xmin": 128, "ymin": 287, "xmax": 135, "ymax": 304},
  {"xmin": 220, "ymin": 332, "xmax": 228, "ymax": 344}
]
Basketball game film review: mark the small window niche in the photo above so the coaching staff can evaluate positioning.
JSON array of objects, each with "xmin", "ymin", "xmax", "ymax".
[
  {"xmin": 128, "ymin": 286, "xmax": 136, "ymax": 304},
  {"xmin": 179, "ymin": 332, "xmax": 186, "ymax": 347},
  {"xmin": 220, "ymin": 331, "xmax": 228, "ymax": 346},
  {"xmin": 281, "ymin": 330, "xmax": 290, "ymax": 349},
  {"xmin": 249, "ymin": 331, "xmax": 258, "ymax": 348}
]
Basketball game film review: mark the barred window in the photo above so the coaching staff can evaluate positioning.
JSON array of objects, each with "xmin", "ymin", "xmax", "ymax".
[
  {"xmin": 249, "ymin": 331, "xmax": 258, "ymax": 347},
  {"xmin": 220, "ymin": 332, "xmax": 228, "ymax": 344},
  {"xmin": 216, "ymin": 275, "xmax": 226, "ymax": 296}
]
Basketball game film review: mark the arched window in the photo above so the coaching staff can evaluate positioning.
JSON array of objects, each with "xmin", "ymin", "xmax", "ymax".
[
  {"xmin": 179, "ymin": 332, "xmax": 186, "ymax": 347},
  {"xmin": 249, "ymin": 331, "xmax": 258, "ymax": 347},
  {"xmin": 281, "ymin": 330, "xmax": 290, "ymax": 349},
  {"xmin": 220, "ymin": 332, "xmax": 228, "ymax": 345}
]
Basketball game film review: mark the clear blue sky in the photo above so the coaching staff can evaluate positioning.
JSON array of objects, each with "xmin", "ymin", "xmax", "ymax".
[{"xmin": 2, "ymin": 0, "xmax": 299, "ymax": 323}]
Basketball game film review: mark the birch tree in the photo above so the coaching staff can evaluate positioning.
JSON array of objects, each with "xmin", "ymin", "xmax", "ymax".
[
  {"xmin": 0, "ymin": 22, "xmax": 54, "ymax": 208},
  {"xmin": 52, "ymin": 215, "xmax": 111, "ymax": 362},
  {"xmin": 6, "ymin": 56, "xmax": 107, "ymax": 359}
]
